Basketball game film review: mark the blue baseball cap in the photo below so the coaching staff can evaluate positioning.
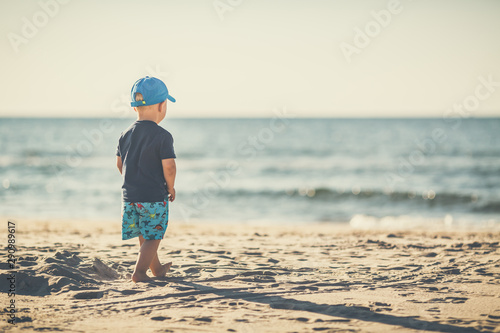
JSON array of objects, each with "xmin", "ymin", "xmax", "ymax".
[{"xmin": 130, "ymin": 76, "xmax": 176, "ymax": 107}]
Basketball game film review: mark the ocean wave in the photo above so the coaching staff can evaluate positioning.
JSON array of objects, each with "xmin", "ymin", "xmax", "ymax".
[
  {"xmin": 473, "ymin": 201, "xmax": 500, "ymax": 213},
  {"xmin": 214, "ymin": 187, "xmax": 499, "ymax": 212},
  {"xmin": 234, "ymin": 187, "xmax": 477, "ymax": 202}
]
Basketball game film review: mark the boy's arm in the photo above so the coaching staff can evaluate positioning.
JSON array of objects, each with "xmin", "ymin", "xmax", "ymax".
[
  {"xmin": 116, "ymin": 156, "xmax": 123, "ymax": 174},
  {"xmin": 162, "ymin": 158, "xmax": 176, "ymax": 202}
]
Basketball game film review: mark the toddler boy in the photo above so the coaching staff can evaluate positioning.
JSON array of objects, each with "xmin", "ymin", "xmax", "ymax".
[{"xmin": 116, "ymin": 76, "xmax": 177, "ymax": 282}]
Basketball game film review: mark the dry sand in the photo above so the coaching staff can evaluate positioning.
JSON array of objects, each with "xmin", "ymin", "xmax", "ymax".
[{"xmin": 1, "ymin": 218, "xmax": 499, "ymax": 332}]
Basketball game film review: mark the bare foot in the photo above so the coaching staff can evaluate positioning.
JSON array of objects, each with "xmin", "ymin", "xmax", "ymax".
[
  {"xmin": 153, "ymin": 262, "xmax": 172, "ymax": 277},
  {"xmin": 131, "ymin": 270, "xmax": 151, "ymax": 283}
]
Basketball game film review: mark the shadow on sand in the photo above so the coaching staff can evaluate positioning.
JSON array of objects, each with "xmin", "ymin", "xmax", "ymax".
[{"xmin": 175, "ymin": 280, "xmax": 480, "ymax": 333}]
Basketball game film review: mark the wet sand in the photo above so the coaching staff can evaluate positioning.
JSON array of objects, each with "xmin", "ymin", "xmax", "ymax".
[{"xmin": 1, "ymin": 219, "xmax": 499, "ymax": 332}]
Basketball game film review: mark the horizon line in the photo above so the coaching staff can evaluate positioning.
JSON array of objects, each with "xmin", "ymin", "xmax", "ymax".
[{"xmin": 1, "ymin": 116, "xmax": 500, "ymax": 120}]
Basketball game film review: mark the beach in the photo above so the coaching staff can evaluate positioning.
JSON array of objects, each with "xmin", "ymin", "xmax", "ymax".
[
  {"xmin": 1, "ymin": 218, "xmax": 499, "ymax": 332},
  {"xmin": 2, "ymin": 0, "xmax": 500, "ymax": 331}
]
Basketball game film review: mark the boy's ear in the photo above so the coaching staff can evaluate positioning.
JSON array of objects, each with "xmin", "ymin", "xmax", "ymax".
[{"xmin": 158, "ymin": 101, "xmax": 165, "ymax": 112}]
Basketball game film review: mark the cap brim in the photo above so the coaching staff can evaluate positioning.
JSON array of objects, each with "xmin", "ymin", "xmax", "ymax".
[{"xmin": 167, "ymin": 95, "xmax": 176, "ymax": 103}]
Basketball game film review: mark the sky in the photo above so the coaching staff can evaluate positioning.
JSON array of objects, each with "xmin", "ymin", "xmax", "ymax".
[{"xmin": 0, "ymin": 0, "xmax": 499, "ymax": 118}]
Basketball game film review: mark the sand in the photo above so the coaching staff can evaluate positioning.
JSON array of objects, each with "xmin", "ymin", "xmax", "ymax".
[{"xmin": 1, "ymin": 218, "xmax": 499, "ymax": 333}]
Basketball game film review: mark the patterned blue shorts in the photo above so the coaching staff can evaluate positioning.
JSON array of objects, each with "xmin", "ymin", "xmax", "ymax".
[{"xmin": 121, "ymin": 199, "xmax": 169, "ymax": 240}]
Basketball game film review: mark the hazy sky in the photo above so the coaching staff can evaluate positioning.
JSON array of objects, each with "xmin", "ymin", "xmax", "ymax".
[{"xmin": 1, "ymin": 0, "xmax": 499, "ymax": 118}]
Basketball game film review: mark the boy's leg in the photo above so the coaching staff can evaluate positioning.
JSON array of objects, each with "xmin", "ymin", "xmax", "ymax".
[
  {"xmin": 138, "ymin": 235, "xmax": 172, "ymax": 277},
  {"xmin": 132, "ymin": 238, "xmax": 161, "ymax": 282},
  {"xmin": 132, "ymin": 200, "xmax": 171, "ymax": 282}
]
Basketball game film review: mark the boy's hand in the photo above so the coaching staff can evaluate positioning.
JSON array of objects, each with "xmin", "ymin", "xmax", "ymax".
[
  {"xmin": 116, "ymin": 156, "xmax": 123, "ymax": 174},
  {"xmin": 162, "ymin": 158, "xmax": 176, "ymax": 202},
  {"xmin": 168, "ymin": 188, "xmax": 175, "ymax": 202}
]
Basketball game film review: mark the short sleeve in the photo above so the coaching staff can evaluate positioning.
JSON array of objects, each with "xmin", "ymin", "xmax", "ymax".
[
  {"xmin": 116, "ymin": 143, "xmax": 121, "ymax": 157},
  {"xmin": 159, "ymin": 132, "xmax": 176, "ymax": 159}
]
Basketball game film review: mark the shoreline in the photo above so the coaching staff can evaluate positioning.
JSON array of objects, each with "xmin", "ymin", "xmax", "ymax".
[
  {"xmin": 3, "ymin": 216, "xmax": 499, "ymax": 233},
  {"xmin": 1, "ymin": 218, "xmax": 499, "ymax": 332}
]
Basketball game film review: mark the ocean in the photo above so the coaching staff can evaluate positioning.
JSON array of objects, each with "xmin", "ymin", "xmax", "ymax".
[{"xmin": 0, "ymin": 117, "xmax": 499, "ymax": 229}]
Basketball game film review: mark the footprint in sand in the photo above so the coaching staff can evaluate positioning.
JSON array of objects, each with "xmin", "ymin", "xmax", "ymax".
[
  {"xmin": 292, "ymin": 317, "xmax": 309, "ymax": 322},
  {"xmin": 73, "ymin": 291, "xmax": 104, "ymax": 299},
  {"xmin": 198, "ymin": 249, "xmax": 230, "ymax": 255},
  {"xmin": 183, "ymin": 267, "xmax": 201, "ymax": 274},
  {"xmin": 121, "ymin": 289, "xmax": 144, "ymax": 295},
  {"xmin": 242, "ymin": 251, "xmax": 263, "ymax": 256},
  {"xmin": 292, "ymin": 285, "xmax": 319, "ymax": 291},
  {"xmin": 194, "ymin": 317, "xmax": 212, "ymax": 323},
  {"xmin": 234, "ymin": 319, "xmax": 249, "ymax": 323},
  {"xmin": 201, "ymin": 259, "xmax": 219, "ymax": 264},
  {"xmin": 151, "ymin": 316, "xmax": 171, "ymax": 321},
  {"xmin": 427, "ymin": 297, "xmax": 468, "ymax": 304},
  {"xmin": 241, "ymin": 270, "xmax": 277, "ymax": 277},
  {"xmin": 175, "ymin": 286, "xmax": 197, "ymax": 291}
]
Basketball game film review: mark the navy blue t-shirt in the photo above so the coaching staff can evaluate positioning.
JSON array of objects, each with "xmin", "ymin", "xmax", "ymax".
[{"xmin": 116, "ymin": 120, "xmax": 176, "ymax": 202}]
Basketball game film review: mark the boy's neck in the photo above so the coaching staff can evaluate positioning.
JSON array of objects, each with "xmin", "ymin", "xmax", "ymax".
[{"xmin": 137, "ymin": 113, "xmax": 160, "ymax": 124}]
